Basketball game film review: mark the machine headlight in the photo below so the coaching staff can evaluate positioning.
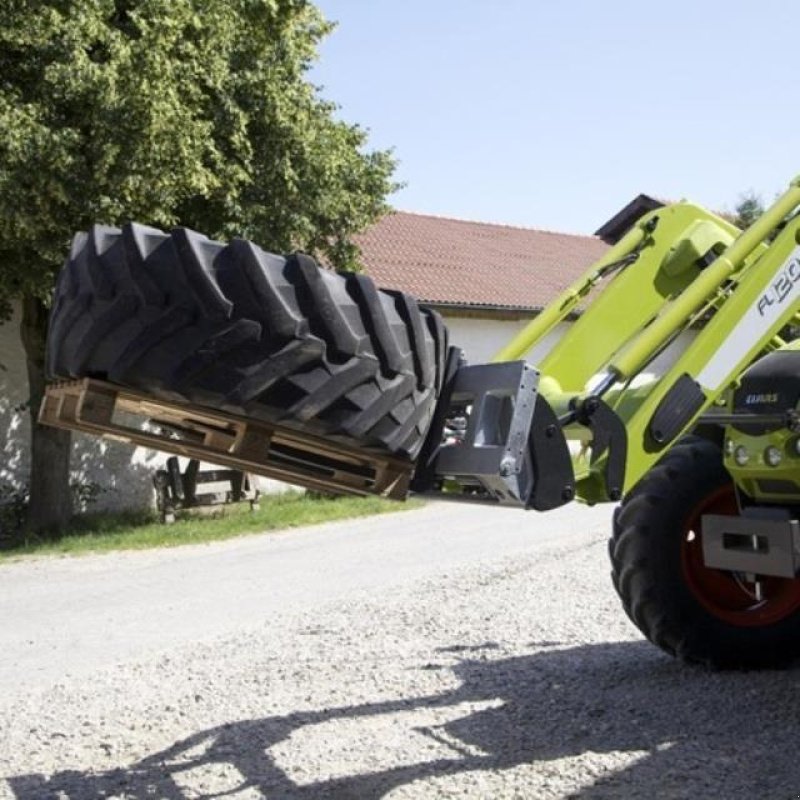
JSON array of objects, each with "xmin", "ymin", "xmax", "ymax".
[
  {"xmin": 734, "ymin": 446, "xmax": 749, "ymax": 466},
  {"xmin": 725, "ymin": 438, "xmax": 735, "ymax": 456},
  {"xmin": 765, "ymin": 446, "xmax": 783, "ymax": 467}
]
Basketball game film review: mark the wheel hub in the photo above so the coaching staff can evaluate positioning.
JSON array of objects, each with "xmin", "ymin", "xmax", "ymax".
[{"xmin": 681, "ymin": 486, "xmax": 800, "ymax": 627}]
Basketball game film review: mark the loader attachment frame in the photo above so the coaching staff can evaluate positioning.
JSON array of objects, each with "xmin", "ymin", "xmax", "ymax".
[
  {"xmin": 488, "ymin": 177, "xmax": 800, "ymax": 505},
  {"xmin": 411, "ymin": 358, "xmax": 576, "ymax": 509}
]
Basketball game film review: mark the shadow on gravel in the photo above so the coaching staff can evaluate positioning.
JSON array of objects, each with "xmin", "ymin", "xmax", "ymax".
[{"xmin": 8, "ymin": 640, "xmax": 800, "ymax": 798}]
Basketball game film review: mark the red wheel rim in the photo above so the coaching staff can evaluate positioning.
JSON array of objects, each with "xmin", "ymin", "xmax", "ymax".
[{"xmin": 681, "ymin": 484, "xmax": 800, "ymax": 627}]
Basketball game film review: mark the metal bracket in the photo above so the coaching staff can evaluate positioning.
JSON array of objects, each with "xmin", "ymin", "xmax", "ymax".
[
  {"xmin": 572, "ymin": 396, "xmax": 627, "ymax": 501},
  {"xmin": 153, "ymin": 456, "xmax": 259, "ymax": 521},
  {"xmin": 412, "ymin": 356, "xmax": 576, "ymax": 509},
  {"xmin": 428, "ymin": 361, "xmax": 539, "ymax": 505},
  {"xmin": 702, "ymin": 509, "xmax": 800, "ymax": 578},
  {"xmin": 527, "ymin": 394, "xmax": 575, "ymax": 510}
]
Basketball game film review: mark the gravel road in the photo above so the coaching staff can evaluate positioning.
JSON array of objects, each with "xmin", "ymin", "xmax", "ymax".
[{"xmin": 1, "ymin": 499, "xmax": 799, "ymax": 799}]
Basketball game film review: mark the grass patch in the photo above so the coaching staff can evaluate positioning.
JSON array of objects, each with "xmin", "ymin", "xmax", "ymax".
[{"xmin": 0, "ymin": 492, "xmax": 422, "ymax": 561}]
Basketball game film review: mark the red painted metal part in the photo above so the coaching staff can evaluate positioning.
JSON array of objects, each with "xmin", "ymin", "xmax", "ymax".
[{"xmin": 681, "ymin": 485, "xmax": 800, "ymax": 627}]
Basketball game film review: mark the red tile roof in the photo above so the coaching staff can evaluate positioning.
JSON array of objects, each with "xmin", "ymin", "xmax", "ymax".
[{"xmin": 356, "ymin": 211, "xmax": 609, "ymax": 311}]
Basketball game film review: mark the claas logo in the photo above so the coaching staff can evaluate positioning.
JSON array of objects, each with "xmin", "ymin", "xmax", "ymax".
[{"xmin": 745, "ymin": 393, "xmax": 780, "ymax": 404}]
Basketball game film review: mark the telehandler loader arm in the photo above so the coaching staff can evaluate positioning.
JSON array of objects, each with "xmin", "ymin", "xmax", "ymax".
[{"xmin": 415, "ymin": 177, "xmax": 800, "ymax": 509}]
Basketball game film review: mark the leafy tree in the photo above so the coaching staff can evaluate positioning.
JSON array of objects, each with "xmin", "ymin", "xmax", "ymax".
[
  {"xmin": 0, "ymin": 0, "xmax": 397, "ymax": 535},
  {"xmin": 733, "ymin": 191, "xmax": 765, "ymax": 230}
]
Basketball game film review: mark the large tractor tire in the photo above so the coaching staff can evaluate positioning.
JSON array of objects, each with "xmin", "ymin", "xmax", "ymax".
[
  {"xmin": 47, "ymin": 223, "xmax": 447, "ymax": 459},
  {"xmin": 610, "ymin": 436, "xmax": 800, "ymax": 669}
]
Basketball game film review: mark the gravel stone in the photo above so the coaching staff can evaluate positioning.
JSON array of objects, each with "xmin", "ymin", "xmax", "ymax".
[{"xmin": 1, "ymin": 501, "xmax": 799, "ymax": 798}]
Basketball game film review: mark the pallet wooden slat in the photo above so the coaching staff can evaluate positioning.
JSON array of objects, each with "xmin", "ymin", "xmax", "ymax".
[{"xmin": 40, "ymin": 379, "xmax": 412, "ymax": 501}]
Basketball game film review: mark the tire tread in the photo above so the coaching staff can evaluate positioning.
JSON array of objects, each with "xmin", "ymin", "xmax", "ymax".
[{"xmin": 47, "ymin": 224, "xmax": 448, "ymax": 458}]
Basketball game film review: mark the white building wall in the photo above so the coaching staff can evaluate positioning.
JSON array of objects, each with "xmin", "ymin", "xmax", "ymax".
[
  {"xmin": 443, "ymin": 314, "xmax": 697, "ymax": 383},
  {"xmin": 442, "ymin": 315, "xmax": 570, "ymax": 364},
  {"xmin": 1, "ymin": 304, "xmax": 164, "ymax": 511}
]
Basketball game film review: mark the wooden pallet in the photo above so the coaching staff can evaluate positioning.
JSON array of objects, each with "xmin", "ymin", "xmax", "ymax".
[{"xmin": 39, "ymin": 379, "xmax": 412, "ymax": 500}]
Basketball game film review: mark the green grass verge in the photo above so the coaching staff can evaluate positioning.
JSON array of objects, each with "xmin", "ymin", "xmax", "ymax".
[{"xmin": 0, "ymin": 492, "xmax": 422, "ymax": 561}]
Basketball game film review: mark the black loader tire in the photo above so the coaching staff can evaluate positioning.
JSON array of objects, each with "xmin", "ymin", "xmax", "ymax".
[
  {"xmin": 47, "ymin": 223, "xmax": 448, "ymax": 459},
  {"xmin": 609, "ymin": 436, "xmax": 800, "ymax": 669}
]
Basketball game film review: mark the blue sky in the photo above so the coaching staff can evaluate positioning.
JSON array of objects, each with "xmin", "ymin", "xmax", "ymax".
[{"xmin": 313, "ymin": 1, "xmax": 800, "ymax": 234}]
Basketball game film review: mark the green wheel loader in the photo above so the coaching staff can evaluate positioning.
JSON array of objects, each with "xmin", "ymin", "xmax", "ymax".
[{"xmin": 42, "ymin": 175, "xmax": 800, "ymax": 669}]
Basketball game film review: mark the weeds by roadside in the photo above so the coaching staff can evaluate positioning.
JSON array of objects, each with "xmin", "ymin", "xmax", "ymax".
[{"xmin": 0, "ymin": 492, "xmax": 421, "ymax": 561}]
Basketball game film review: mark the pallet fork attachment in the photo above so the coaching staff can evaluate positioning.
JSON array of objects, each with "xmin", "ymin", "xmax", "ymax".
[{"xmin": 40, "ymin": 364, "xmax": 629, "ymax": 511}]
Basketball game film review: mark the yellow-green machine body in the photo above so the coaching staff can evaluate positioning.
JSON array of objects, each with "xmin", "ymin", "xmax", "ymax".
[{"xmin": 491, "ymin": 178, "xmax": 800, "ymax": 507}]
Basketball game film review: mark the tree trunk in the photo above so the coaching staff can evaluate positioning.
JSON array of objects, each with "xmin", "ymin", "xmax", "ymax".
[{"xmin": 20, "ymin": 295, "xmax": 72, "ymax": 536}]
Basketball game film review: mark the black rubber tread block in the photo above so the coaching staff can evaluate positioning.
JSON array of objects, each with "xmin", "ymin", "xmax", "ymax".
[
  {"xmin": 280, "ymin": 365, "xmax": 332, "ymax": 398},
  {"xmin": 51, "ymin": 225, "xmax": 173, "ymax": 379},
  {"xmin": 425, "ymin": 309, "xmax": 448, "ymax": 388},
  {"xmin": 46, "ymin": 290, "xmax": 89, "ymax": 378},
  {"xmin": 119, "ymin": 319, "xmax": 236, "ymax": 390},
  {"xmin": 288, "ymin": 356, "xmax": 380, "ymax": 422},
  {"xmin": 396, "ymin": 404, "xmax": 437, "ymax": 457},
  {"xmin": 365, "ymin": 390, "xmax": 423, "ymax": 447},
  {"xmin": 286, "ymin": 252, "xmax": 369, "ymax": 361},
  {"xmin": 386, "ymin": 291, "xmax": 436, "ymax": 390},
  {"xmin": 58, "ymin": 296, "xmax": 115, "ymax": 377},
  {"xmin": 50, "ymin": 232, "xmax": 86, "ymax": 313},
  {"xmin": 171, "ymin": 228, "xmax": 233, "ymax": 320},
  {"xmin": 376, "ymin": 387, "xmax": 436, "ymax": 456},
  {"xmin": 340, "ymin": 373, "xmax": 418, "ymax": 439},
  {"xmin": 389, "ymin": 395, "xmax": 417, "ymax": 428},
  {"xmin": 229, "ymin": 339, "xmax": 327, "ymax": 406},
  {"xmin": 221, "ymin": 240, "xmax": 309, "ymax": 342},
  {"xmin": 131, "ymin": 230, "xmax": 194, "ymax": 308},
  {"xmin": 121, "ymin": 223, "xmax": 170, "ymax": 307},
  {"xmin": 85, "ymin": 306, "xmax": 167, "ymax": 377},
  {"xmin": 149, "ymin": 320, "xmax": 260, "ymax": 393},
  {"xmin": 62, "ymin": 232, "xmax": 88, "ymax": 294},
  {"xmin": 47, "ymin": 234, "xmax": 95, "ymax": 377},
  {"xmin": 64, "ymin": 294, "xmax": 140, "ymax": 376},
  {"xmin": 86, "ymin": 225, "xmax": 118, "ymax": 301},
  {"xmin": 382, "ymin": 294, "xmax": 415, "ymax": 372},
  {"xmin": 106, "ymin": 307, "xmax": 195, "ymax": 384},
  {"xmin": 346, "ymin": 273, "xmax": 415, "ymax": 377},
  {"xmin": 324, "ymin": 270, "xmax": 373, "ymax": 348},
  {"xmin": 171, "ymin": 319, "xmax": 263, "ymax": 390},
  {"xmin": 59, "ymin": 226, "xmax": 163, "ymax": 376},
  {"xmin": 397, "ymin": 410, "xmax": 436, "ymax": 457}
]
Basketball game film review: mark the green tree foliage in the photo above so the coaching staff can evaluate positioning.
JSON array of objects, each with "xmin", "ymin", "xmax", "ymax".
[
  {"xmin": 0, "ymin": 0, "xmax": 397, "ymax": 533},
  {"xmin": 733, "ymin": 191, "xmax": 765, "ymax": 230},
  {"xmin": 0, "ymin": 0, "xmax": 397, "ymax": 318}
]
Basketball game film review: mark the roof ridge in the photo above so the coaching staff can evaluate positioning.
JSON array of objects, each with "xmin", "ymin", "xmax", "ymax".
[{"xmin": 388, "ymin": 208, "xmax": 599, "ymax": 240}]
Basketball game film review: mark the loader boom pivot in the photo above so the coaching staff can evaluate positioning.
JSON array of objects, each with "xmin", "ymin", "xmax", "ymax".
[{"xmin": 457, "ymin": 177, "xmax": 800, "ymax": 507}]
